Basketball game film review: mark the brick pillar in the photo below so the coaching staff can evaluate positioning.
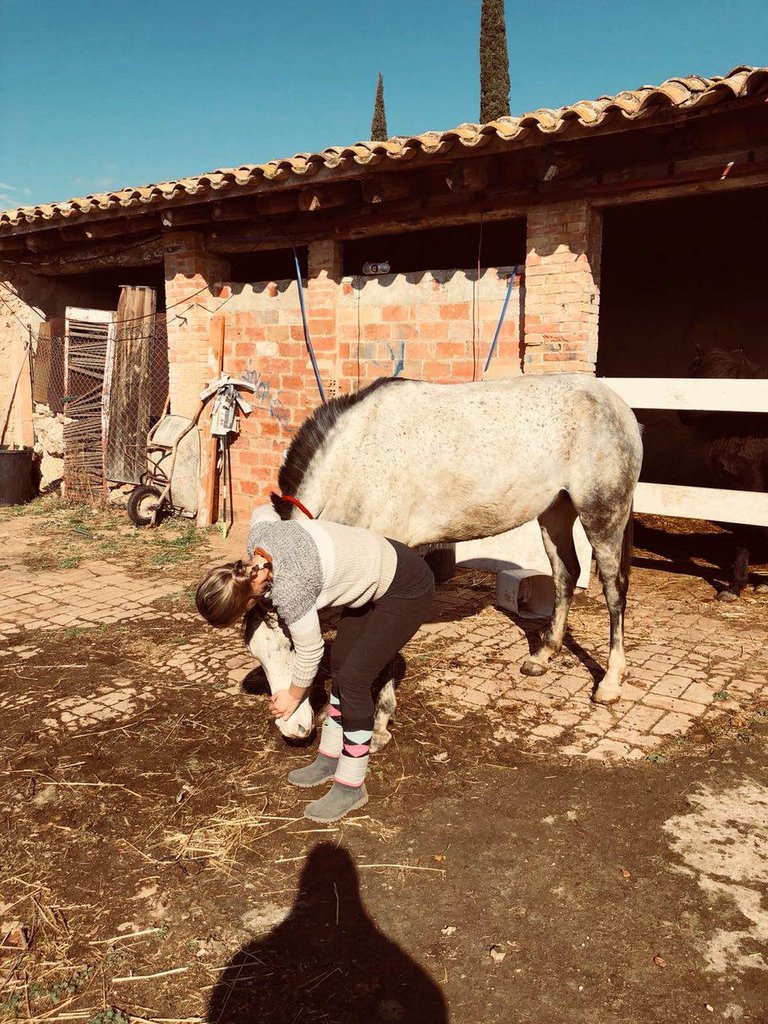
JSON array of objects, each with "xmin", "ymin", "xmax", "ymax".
[
  {"xmin": 306, "ymin": 239, "xmax": 342, "ymax": 400},
  {"xmin": 163, "ymin": 233, "xmax": 230, "ymax": 526},
  {"xmin": 163, "ymin": 232, "xmax": 230, "ymax": 417},
  {"xmin": 523, "ymin": 200, "xmax": 602, "ymax": 374}
]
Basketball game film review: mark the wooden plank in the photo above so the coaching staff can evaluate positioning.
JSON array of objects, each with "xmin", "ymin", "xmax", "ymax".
[
  {"xmin": 33, "ymin": 237, "xmax": 166, "ymax": 277},
  {"xmin": 603, "ymin": 377, "xmax": 768, "ymax": 413},
  {"xmin": 594, "ymin": 169, "xmax": 768, "ymax": 208},
  {"xmin": 33, "ymin": 322, "xmax": 52, "ymax": 405},
  {"xmin": 298, "ymin": 183, "xmax": 358, "ymax": 212},
  {"xmin": 104, "ymin": 287, "xmax": 156, "ymax": 483},
  {"xmin": 634, "ymin": 482, "xmax": 768, "ymax": 528},
  {"xmin": 197, "ymin": 316, "xmax": 225, "ymax": 528},
  {"xmin": 445, "ymin": 161, "xmax": 490, "ymax": 193}
]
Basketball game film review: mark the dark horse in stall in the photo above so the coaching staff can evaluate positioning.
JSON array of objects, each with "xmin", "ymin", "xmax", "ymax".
[{"xmin": 683, "ymin": 346, "xmax": 768, "ymax": 600}]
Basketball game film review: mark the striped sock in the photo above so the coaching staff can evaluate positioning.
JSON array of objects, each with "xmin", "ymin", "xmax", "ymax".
[
  {"xmin": 319, "ymin": 697, "xmax": 343, "ymax": 759},
  {"xmin": 335, "ymin": 727, "xmax": 372, "ymax": 789}
]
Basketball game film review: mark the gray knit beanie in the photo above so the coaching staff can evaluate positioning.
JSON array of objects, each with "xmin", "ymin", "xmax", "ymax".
[{"xmin": 246, "ymin": 514, "xmax": 323, "ymax": 625}]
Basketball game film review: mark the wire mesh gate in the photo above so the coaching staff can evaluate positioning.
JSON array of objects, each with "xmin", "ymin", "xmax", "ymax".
[{"xmin": 34, "ymin": 292, "xmax": 169, "ymax": 501}]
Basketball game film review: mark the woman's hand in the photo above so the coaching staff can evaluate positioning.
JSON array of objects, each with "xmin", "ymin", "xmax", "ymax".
[{"xmin": 269, "ymin": 685, "xmax": 305, "ymax": 721}]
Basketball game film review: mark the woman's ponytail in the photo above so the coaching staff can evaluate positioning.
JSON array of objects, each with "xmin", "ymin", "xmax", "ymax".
[{"xmin": 195, "ymin": 562, "xmax": 253, "ymax": 628}]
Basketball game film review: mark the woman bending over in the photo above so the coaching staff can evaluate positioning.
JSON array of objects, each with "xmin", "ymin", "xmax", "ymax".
[{"xmin": 195, "ymin": 508, "xmax": 434, "ymax": 823}]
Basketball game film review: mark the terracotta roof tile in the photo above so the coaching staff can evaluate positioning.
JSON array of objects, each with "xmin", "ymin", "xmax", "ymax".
[{"xmin": 2, "ymin": 65, "xmax": 766, "ymax": 232}]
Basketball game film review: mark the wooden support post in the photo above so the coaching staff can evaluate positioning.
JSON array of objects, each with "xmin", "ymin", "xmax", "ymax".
[{"xmin": 197, "ymin": 316, "xmax": 225, "ymax": 528}]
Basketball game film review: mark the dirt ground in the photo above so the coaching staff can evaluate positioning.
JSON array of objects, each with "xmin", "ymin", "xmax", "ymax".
[{"xmin": 0, "ymin": 501, "xmax": 767, "ymax": 1024}]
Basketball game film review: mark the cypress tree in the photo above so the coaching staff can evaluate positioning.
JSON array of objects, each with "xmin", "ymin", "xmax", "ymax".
[
  {"xmin": 371, "ymin": 73, "xmax": 388, "ymax": 141},
  {"xmin": 479, "ymin": 0, "xmax": 511, "ymax": 122}
]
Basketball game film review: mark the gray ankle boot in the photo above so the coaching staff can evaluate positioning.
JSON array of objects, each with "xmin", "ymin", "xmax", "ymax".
[
  {"xmin": 288, "ymin": 752, "xmax": 338, "ymax": 788},
  {"xmin": 304, "ymin": 782, "xmax": 369, "ymax": 822}
]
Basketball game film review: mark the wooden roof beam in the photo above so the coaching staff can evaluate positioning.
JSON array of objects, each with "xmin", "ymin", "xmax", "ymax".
[
  {"xmin": 361, "ymin": 173, "xmax": 420, "ymax": 204},
  {"xmin": 28, "ymin": 237, "xmax": 167, "ymax": 276},
  {"xmin": 298, "ymin": 183, "xmax": 359, "ymax": 212}
]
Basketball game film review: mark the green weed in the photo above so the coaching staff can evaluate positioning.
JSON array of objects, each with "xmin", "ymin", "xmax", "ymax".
[
  {"xmin": 63, "ymin": 624, "xmax": 106, "ymax": 641},
  {"xmin": 153, "ymin": 588, "xmax": 197, "ymax": 612},
  {"xmin": 23, "ymin": 549, "xmax": 84, "ymax": 571},
  {"xmin": 0, "ymin": 494, "xmax": 60, "ymax": 520},
  {"xmin": 646, "ymin": 753, "xmax": 668, "ymax": 765},
  {"xmin": 89, "ymin": 1009, "xmax": 130, "ymax": 1024},
  {"xmin": 22, "ymin": 966, "xmax": 93, "ymax": 1008}
]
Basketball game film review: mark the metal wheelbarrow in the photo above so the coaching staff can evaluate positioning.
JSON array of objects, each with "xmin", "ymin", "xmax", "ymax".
[
  {"xmin": 127, "ymin": 374, "xmax": 255, "ymax": 529},
  {"xmin": 127, "ymin": 414, "xmax": 201, "ymax": 526}
]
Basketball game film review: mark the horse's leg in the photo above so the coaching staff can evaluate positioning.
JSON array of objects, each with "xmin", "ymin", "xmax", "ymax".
[
  {"xmin": 521, "ymin": 493, "xmax": 579, "ymax": 677},
  {"xmin": 580, "ymin": 508, "xmax": 633, "ymax": 704},
  {"xmin": 756, "ymin": 527, "xmax": 768, "ymax": 593},
  {"xmin": 247, "ymin": 616, "xmax": 315, "ymax": 740},
  {"xmin": 371, "ymin": 670, "xmax": 397, "ymax": 753},
  {"xmin": 719, "ymin": 524, "xmax": 754, "ymax": 601}
]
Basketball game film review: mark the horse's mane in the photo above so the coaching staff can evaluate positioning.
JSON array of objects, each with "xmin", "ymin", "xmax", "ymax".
[
  {"xmin": 271, "ymin": 377, "xmax": 408, "ymax": 519},
  {"xmin": 692, "ymin": 345, "xmax": 768, "ymax": 380}
]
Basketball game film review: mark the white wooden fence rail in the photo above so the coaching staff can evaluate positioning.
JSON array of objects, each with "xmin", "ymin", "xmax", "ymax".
[{"xmin": 602, "ymin": 377, "xmax": 768, "ymax": 528}]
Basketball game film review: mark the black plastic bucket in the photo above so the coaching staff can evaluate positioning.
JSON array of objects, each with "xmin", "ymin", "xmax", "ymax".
[{"xmin": 0, "ymin": 447, "xmax": 36, "ymax": 506}]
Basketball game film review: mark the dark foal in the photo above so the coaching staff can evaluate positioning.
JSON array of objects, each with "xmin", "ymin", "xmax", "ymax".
[{"xmin": 683, "ymin": 346, "xmax": 768, "ymax": 600}]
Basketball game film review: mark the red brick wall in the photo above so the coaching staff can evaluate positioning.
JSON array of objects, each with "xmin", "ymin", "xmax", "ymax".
[
  {"xmin": 335, "ymin": 266, "xmax": 522, "ymax": 390},
  {"xmin": 188, "ymin": 260, "xmax": 523, "ymax": 521},
  {"xmin": 211, "ymin": 279, "xmax": 317, "ymax": 520}
]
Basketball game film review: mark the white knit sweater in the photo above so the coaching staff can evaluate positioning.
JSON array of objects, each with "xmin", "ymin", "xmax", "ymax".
[{"xmin": 253, "ymin": 520, "xmax": 398, "ymax": 688}]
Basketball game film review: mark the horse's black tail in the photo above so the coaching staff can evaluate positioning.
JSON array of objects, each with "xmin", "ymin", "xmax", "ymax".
[{"xmin": 621, "ymin": 505, "xmax": 634, "ymax": 583}]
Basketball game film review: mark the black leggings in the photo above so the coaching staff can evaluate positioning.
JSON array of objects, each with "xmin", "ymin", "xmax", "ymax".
[{"xmin": 329, "ymin": 541, "xmax": 435, "ymax": 735}]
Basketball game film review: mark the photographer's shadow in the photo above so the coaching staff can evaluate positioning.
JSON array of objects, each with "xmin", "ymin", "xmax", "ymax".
[{"xmin": 207, "ymin": 843, "xmax": 448, "ymax": 1024}]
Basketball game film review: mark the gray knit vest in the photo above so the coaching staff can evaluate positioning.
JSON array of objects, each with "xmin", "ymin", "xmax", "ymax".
[{"xmin": 246, "ymin": 520, "xmax": 323, "ymax": 625}]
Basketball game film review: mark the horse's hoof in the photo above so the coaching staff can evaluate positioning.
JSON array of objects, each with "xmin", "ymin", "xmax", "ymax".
[
  {"xmin": 592, "ymin": 687, "xmax": 621, "ymax": 705},
  {"xmin": 520, "ymin": 658, "xmax": 549, "ymax": 677},
  {"xmin": 370, "ymin": 729, "xmax": 392, "ymax": 754},
  {"xmin": 717, "ymin": 590, "xmax": 739, "ymax": 603}
]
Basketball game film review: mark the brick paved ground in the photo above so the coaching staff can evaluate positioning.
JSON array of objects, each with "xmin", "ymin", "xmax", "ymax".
[{"xmin": 1, "ymin": 514, "xmax": 767, "ymax": 758}]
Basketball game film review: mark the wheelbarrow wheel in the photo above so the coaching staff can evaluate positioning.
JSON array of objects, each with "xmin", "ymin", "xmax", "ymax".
[{"xmin": 127, "ymin": 485, "xmax": 164, "ymax": 528}]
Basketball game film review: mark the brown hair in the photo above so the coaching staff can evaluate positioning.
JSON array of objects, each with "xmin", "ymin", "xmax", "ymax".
[{"xmin": 195, "ymin": 560, "xmax": 254, "ymax": 628}]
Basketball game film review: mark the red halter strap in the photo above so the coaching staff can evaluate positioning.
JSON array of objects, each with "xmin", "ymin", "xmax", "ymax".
[{"xmin": 279, "ymin": 494, "xmax": 314, "ymax": 520}]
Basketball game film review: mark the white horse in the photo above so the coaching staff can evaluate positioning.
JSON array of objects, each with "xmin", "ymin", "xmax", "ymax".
[{"xmin": 247, "ymin": 373, "xmax": 643, "ymax": 745}]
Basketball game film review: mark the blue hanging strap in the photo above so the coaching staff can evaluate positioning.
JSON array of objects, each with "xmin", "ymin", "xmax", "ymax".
[
  {"xmin": 293, "ymin": 248, "xmax": 326, "ymax": 403},
  {"xmin": 483, "ymin": 264, "xmax": 520, "ymax": 373}
]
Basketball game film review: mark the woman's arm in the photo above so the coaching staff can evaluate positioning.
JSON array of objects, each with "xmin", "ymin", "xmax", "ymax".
[
  {"xmin": 269, "ymin": 607, "xmax": 324, "ymax": 720},
  {"xmin": 287, "ymin": 607, "xmax": 325, "ymax": 688}
]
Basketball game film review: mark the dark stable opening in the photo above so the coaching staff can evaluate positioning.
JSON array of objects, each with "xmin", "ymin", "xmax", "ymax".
[
  {"xmin": 231, "ymin": 247, "xmax": 308, "ymax": 283},
  {"xmin": 342, "ymin": 219, "xmax": 526, "ymax": 276},
  {"xmin": 59, "ymin": 263, "xmax": 167, "ymax": 312},
  {"xmin": 597, "ymin": 188, "xmax": 768, "ymax": 486}
]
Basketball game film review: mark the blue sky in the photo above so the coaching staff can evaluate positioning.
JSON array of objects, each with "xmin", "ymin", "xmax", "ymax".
[{"xmin": 0, "ymin": 0, "xmax": 765, "ymax": 210}]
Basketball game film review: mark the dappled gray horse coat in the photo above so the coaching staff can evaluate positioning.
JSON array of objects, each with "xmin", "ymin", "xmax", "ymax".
[{"xmin": 250, "ymin": 374, "xmax": 643, "ymax": 743}]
